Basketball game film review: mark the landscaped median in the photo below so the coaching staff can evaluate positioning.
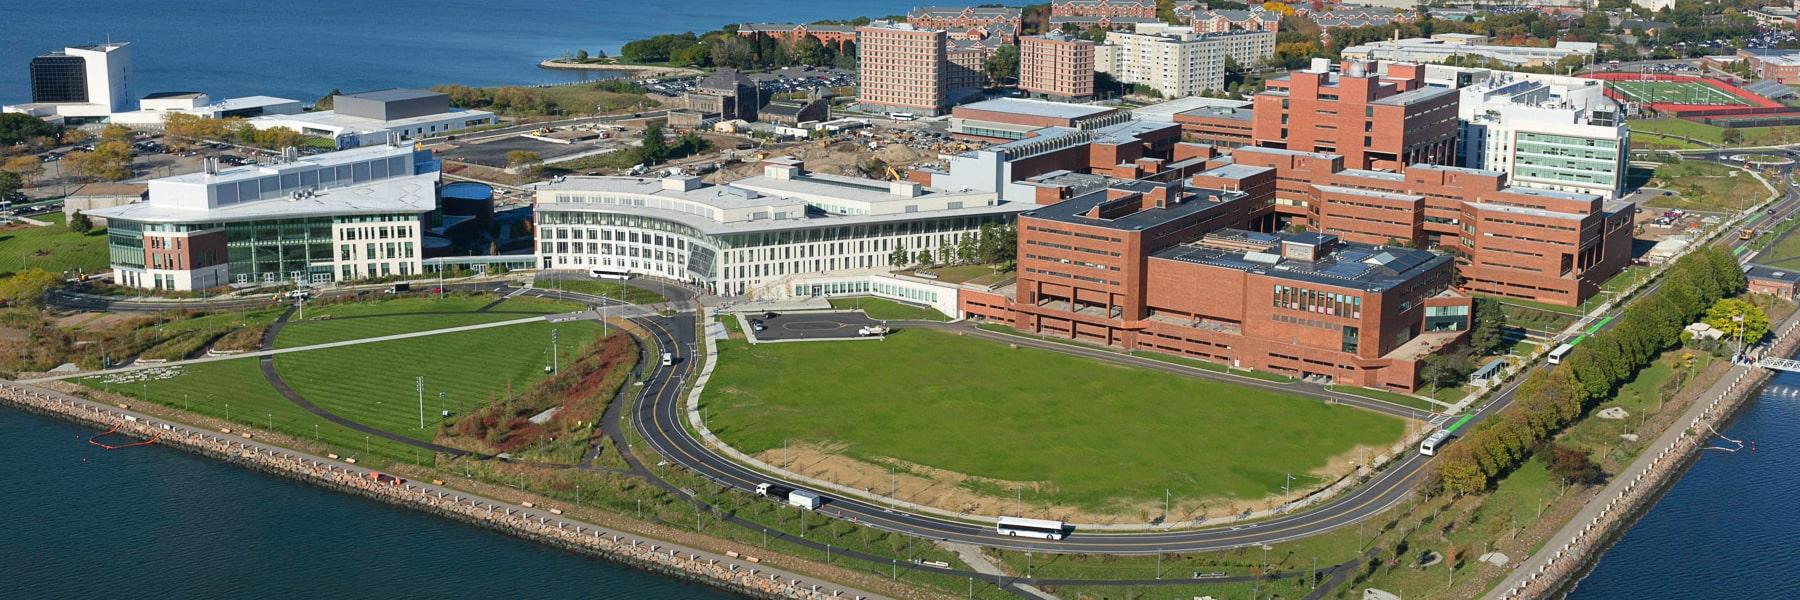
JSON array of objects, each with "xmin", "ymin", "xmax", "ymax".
[{"xmin": 702, "ymin": 327, "xmax": 1413, "ymax": 525}]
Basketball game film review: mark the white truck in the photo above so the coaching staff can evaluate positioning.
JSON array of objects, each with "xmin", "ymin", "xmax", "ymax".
[
  {"xmin": 788, "ymin": 489, "xmax": 823, "ymax": 510},
  {"xmin": 857, "ymin": 325, "xmax": 891, "ymax": 337}
]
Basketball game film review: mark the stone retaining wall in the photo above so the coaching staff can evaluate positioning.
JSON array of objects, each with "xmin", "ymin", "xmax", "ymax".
[{"xmin": 0, "ymin": 382, "xmax": 888, "ymax": 600}]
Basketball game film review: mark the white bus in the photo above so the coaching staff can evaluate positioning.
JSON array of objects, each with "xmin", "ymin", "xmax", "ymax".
[
  {"xmin": 588, "ymin": 269, "xmax": 631, "ymax": 281},
  {"xmin": 996, "ymin": 516, "xmax": 1065, "ymax": 540},
  {"xmin": 1419, "ymin": 430, "xmax": 1452, "ymax": 456},
  {"xmin": 1547, "ymin": 343, "xmax": 1575, "ymax": 365}
]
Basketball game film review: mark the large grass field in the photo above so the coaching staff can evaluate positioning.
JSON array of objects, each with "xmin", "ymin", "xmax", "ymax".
[
  {"xmin": 1630, "ymin": 117, "xmax": 1800, "ymax": 147},
  {"xmin": 1642, "ymin": 160, "xmax": 1769, "ymax": 213},
  {"xmin": 705, "ymin": 329, "xmax": 1406, "ymax": 511},
  {"xmin": 532, "ymin": 277, "xmax": 667, "ymax": 305},
  {"xmin": 275, "ymin": 318, "xmax": 605, "ymax": 441},
  {"xmin": 273, "ymin": 295, "xmax": 583, "ymax": 348},
  {"xmin": 0, "ymin": 212, "xmax": 108, "ymax": 275}
]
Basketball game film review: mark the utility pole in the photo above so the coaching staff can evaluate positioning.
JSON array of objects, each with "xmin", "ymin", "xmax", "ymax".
[
  {"xmin": 417, "ymin": 376, "xmax": 425, "ymax": 429},
  {"xmin": 552, "ymin": 328, "xmax": 560, "ymax": 374}
]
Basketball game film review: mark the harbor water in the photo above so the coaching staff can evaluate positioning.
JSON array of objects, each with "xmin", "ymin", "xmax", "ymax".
[{"xmin": 0, "ymin": 407, "xmax": 740, "ymax": 599}]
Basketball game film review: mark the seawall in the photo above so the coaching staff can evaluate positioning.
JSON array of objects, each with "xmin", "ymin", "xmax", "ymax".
[
  {"xmin": 0, "ymin": 382, "xmax": 890, "ymax": 600},
  {"xmin": 1485, "ymin": 313, "xmax": 1800, "ymax": 599}
]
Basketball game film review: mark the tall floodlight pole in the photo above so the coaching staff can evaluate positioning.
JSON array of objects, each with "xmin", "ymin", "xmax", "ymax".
[
  {"xmin": 416, "ymin": 376, "xmax": 425, "ymax": 429},
  {"xmin": 552, "ymin": 328, "xmax": 560, "ymax": 374}
]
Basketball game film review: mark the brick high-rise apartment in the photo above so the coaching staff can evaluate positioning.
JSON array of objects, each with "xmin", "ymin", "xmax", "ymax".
[
  {"xmin": 1251, "ymin": 61, "xmax": 1459, "ymax": 170},
  {"xmin": 1019, "ymin": 31, "xmax": 1095, "ymax": 100},
  {"xmin": 857, "ymin": 23, "xmax": 949, "ymax": 115}
]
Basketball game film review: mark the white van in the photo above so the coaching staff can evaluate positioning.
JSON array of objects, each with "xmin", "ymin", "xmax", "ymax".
[{"xmin": 661, "ymin": 352, "xmax": 674, "ymax": 366}]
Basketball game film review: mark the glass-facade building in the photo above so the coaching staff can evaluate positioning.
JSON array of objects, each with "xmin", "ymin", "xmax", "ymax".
[{"xmin": 29, "ymin": 54, "xmax": 87, "ymax": 103}]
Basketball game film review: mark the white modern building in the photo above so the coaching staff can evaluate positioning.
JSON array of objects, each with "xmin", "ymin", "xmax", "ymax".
[
  {"xmin": 249, "ymin": 89, "xmax": 496, "ymax": 148},
  {"xmin": 1341, "ymin": 35, "xmax": 1594, "ymax": 68},
  {"xmin": 110, "ymin": 92, "xmax": 304, "ymax": 126},
  {"xmin": 533, "ymin": 157, "xmax": 1030, "ymax": 296},
  {"xmin": 88, "ymin": 143, "xmax": 441, "ymax": 291},
  {"xmin": 3, "ymin": 43, "xmax": 131, "ymax": 123},
  {"xmin": 1095, "ymin": 23, "xmax": 1274, "ymax": 98},
  {"xmin": 1455, "ymin": 72, "xmax": 1628, "ymax": 199}
]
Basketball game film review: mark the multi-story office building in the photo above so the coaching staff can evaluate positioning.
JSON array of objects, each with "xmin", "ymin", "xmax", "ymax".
[
  {"xmin": 1457, "ymin": 74, "xmax": 1628, "ymax": 199},
  {"xmin": 1050, "ymin": 0, "xmax": 1159, "ymax": 30},
  {"xmin": 1095, "ymin": 24, "xmax": 1274, "ymax": 98},
  {"xmin": 1225, "ymin": 145, "xmax": 1634, "ymax": 306},
  {"xmin": 533, "ymin": 157, "xmax": 1030, "ymax": 296},
  {"xmin": 958, "ymin": 169, "xmax": 1472, "ymax": 392},
  {"xmin": 857, "ymin": 23, "xmax": 951, "ymax": 115},
  {"xmin": 1252, "ymin": 61, "xmax": 1459, "ymax": 170},
  {"xmin": 948, "ymin": 98, "xmax": 1126, "ymax": 142},
  {"xmin": 87, "ymin": 143, "xmax": 441, "ymax": 291},
  {"xmin": 1020, "ymin": 31, "xmax": 1096, "ymax": 100},
  {"xmin": 4, "ymin": 43, "xmax": 131, "ymax": 123}
]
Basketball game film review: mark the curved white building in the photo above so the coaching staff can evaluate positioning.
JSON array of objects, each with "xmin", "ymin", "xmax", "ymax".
[{"xmin": 533, "ymin": 158, "xmax": 1030, "ymax": 296}]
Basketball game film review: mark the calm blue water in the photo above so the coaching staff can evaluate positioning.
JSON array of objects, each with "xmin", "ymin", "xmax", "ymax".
[
  {"xmin": 0, "ymin": 407, "xmax": 740, "ymax": 599},
  {"xmin": 0, "ymin": 0, "xmax": 916, "ymax": 102},
  {"xmin": 1566, "ymin": 370, "xmax": 1800, "ymax": 598}
]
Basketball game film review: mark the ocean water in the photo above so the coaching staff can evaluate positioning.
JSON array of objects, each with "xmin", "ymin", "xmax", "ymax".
[
  {"xmin": 0, "ymin": 0, "xmax": 917, "ymax": 102},
  {"xmin": 0, "ymin": 406, "xmax": 742, "ymax": 599},
  {"xmin": 1566, "ymin": 369, "xmax": 1800, "ymax": 598}
]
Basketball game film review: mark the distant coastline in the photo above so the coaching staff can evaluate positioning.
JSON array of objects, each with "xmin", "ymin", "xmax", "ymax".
[{"xmin": 538, "ymin": 59, "xmax": 702, "ymax": 79}]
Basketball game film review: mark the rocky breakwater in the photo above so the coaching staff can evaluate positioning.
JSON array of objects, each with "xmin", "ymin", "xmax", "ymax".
[{"xmin": 0, "ymin": 382, "xmax": 889, "ymax": 600}]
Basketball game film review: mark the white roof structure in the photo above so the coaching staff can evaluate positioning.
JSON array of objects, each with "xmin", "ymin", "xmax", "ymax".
[{"xmin": 88, "ymin": 144, "xmax": 437, "ymax": 223}]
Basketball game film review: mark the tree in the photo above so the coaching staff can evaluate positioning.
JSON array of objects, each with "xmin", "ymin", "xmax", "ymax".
[
  {"xmin": 2, "ymin": 155, "xmax": 44, "ymax": 183},
  {"xmin": 68, "ymin": 141, "xmax": 134, "ymax": 181},
  {"xmin": 68, "ymin": 210, "xmax": 93, "ymax": 234},
  {"xmin": 889, "ymin": 242, "xmax": 910, "ymax": 268},
  {"xmin": 0, "ymin": 113, "xmax": 58, "ymax": 146},
  {"xmin": 0, "ymin": 170, "xmax": 20, "ymax": 199},
  {"xmin": 0, "ymin": 268, "xmax": 63, "ymax": 308},
  {"xmin": 1704, "ymin": 297, "xmax": 1769, "ymax": 345},
  {"xmin": 937, "ymin": 243, "xmax": 955, "ymax": 265},
  {"xmin": 915, "ymin": 249, "xmax": 933, "ymax": 265},
  {"xmin": 640, "ymin": 122, "xmax": 669, "ymax": 164},
  {"xmin": 983, "ymin": 44, "xmax": 1020, "ymax": 84},
  {"xmin": 1468, "ymin": 298, "xmax": 1508, "ymax": 356},
  {"xmin": 1420, "ymin": 351, "xmax": 1473, "ymax": 393},
  {"xmin": 956, "ymin": 233, "xmax": 978, "ymax": 263},
  {"xmin": 1544, "ymin": 444, "xmax": 1604, "ymax": 485},
  {"xmin": 575, "ymin": 48, "xmax": 590, "ymax": 61},
  {"xmin": 315, "ymin": 88, "xmax": 343, "ymax": 111},
  {"xmin": 1721, "ymin": 128, "xmax": 1744, "ymax": 145},
  {"xmin": 99, "ymin": 124, "xmax": 133, "ymax": 146}
]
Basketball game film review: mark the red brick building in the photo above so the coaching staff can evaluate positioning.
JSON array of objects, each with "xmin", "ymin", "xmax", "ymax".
[
  {"xmin": 736, "ymin": 23, "xmax": 858, "ymax": 47},
  {"xmin": 1251, "ymin": 61, "xmax": 1459, "ymax": 170},
  {"xmin": 908, "ymin": 6, "xmax": 1023, "ymax": 41},
  {"xmin": 1050, "ymin": 0, "xmax": 1160, "ymax": 30},
  {"xmin": 1227, "ymin": 146, "xmax": 1636, "ymax": 306},
  {"xmin": 1020, "ymin": 31, "xmax": 1096, "ymax": 100},
  {"xmin": 1172, "ymin": 105, "xmax": 1254, "ymax": 148},
  {"xmin": 961, "ymin": 166, "xmax": 1471, "ymax": 391},
  {"xmin": 857, "ymin": 23, "xmax": 950, "ymax": 115}
]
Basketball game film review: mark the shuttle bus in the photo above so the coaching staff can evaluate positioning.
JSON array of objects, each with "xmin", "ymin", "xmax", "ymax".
[
  {"xmin": 1546, "ymin": 343, "xmax": 1574, "ymax": 365},
  {"xmin": 1419, "ymin": 430, "xmax": 1452, "ymax": 456},
  {"xmin": 996, "ymin": 516, "xmax": 1066, "ymax": 540},
  {"xmin": 588, "ymin": 269, "xmax": 631, "ymax": 281}
]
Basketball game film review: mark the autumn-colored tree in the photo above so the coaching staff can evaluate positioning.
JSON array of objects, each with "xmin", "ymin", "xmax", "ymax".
[
  {"xmin": 2, "ymin": 154, "xmax": 45, "ymax": 182},
  {"xmin": 68, "ymin": 141, "xmax": 134, "ymax": 181}
]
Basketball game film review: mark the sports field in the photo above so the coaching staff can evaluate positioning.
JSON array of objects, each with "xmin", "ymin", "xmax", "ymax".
[
  {"xmin": 704, "ymin": 329, "xmax": 1406, "ymax": 514},
  {"xmin": 1607, "ymin": 80, "xmax": 1753, "ymax": 106}
]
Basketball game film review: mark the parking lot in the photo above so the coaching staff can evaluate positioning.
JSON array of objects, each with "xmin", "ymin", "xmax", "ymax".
[
  {"xmin": 742, "ymin": 311, "xmax": 887, "ymax": 342},
  {"xmin": 642, "ymin": 66, "xmax": 855, "ymax": 98}
]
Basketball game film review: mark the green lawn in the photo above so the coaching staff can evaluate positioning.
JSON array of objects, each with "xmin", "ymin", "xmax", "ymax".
[
  {"xmin": 1643, "ymin": 160, "xmax": 1769, "ymax": 213},
  {"xmin": 0, "ymin": 212, "xmax": 109, "ymax": 275},
  {"xmin": 275, "ymin": 319, "xmax": 605, "ymax": 441},
  {"xmin": 80, "ymin": 360, "xmax": 429, "ymax": 466},
  {"xmin": 1630, "ymin": 117, "xmax": 1800, "ymax": 147},
  {"xmin": 901, "ymin": 264, "xmax": 1010, "ymax": 285},
  {"xmin": 828, "ymin": 297, "xmax": 949, "ymax": 321},
  {"xmin": 1757, "ymin": 222, "xmax": 1800, "ymax": 269},
  {"xmin": 534, "ymin": 277, "xmax": 667, "ymax": 305},
  {"xmin": 274, "ymin": 295, "xmax": 582, "ymax": 348},
  {"xmin": 1129, "ymin": 349, "xmax": 1299, "ymax": 383},
  {"xmin": 706, "ymin": 329, "xmax": 1405, "ymax": 511}
]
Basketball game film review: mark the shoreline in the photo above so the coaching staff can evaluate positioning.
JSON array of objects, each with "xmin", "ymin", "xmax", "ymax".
[
  {"xmin": 1486, "ymin": 312, "xmax": 1800, "ymax": 599},
  {"xmin": 537, "ymin": 59, "xmax": 703, "ymax": 78},
  {"xmin": 0, "ymin": 381, "xmax": 888, "ymax": 600}
]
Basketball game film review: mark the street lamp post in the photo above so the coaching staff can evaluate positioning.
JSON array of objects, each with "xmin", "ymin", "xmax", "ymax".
[{"xmin": 416, "ymin": 376, "xmax": 425, "ymax": 429}]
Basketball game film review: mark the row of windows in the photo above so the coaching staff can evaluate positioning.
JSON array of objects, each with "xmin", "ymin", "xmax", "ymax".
[
  {"xmin": 1273, "ymin": 284, "xmax": 1363, "ymax": 318},
  {"xmin": 1025, "ymin": 266, "xmax": 1117, "ymax": 286},
  {"xmin": 1025, "ymin": 253, "xmax": 1117, "ymax": 271}
]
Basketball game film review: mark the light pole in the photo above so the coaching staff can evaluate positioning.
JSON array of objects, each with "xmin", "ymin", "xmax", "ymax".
[
  {"xmin": 416, "ymin": 376, "xmax": 426, "ymax": 429},
  {"xmin": 552, "ymin": 328, "xmax": 560, "ymax": 375}
]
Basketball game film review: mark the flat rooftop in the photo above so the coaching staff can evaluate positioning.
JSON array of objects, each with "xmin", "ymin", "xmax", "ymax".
[
  {"xmin": 1373, "ymin": 85, "xmax": 1458, "ymax": 107},
  {"xmin": 1022, "ymin": 181, "xmax": 1244, "ymax": 231},
  {"xmin": 956, "ymin": 98, "xmax": 1116, "ymax": 121},
  {"xmin": 156, "ymin": 144, "xmax": 415, "ymax": 186},
  {"xmin": 1132, "ymin": 96, "xmax": 1252, "ymax": 122},
  {"xmin": 88, "ymin": 172, "xmax": 439, "ymax": 224},
  {"xmin": 1154, "ymin": 229, "xmax": 1451, "ymax": 291},
  {"xmin": 341, "ymin": 88, "xmax": 441, "ymax": 102},
  {"xmin": 250, "ymin": 106, "xmax": 492, "ymax": 131}
]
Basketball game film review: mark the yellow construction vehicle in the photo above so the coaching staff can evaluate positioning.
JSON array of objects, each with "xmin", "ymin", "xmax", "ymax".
[{"xmin": 884, "ymin": 166, "xmax": 903, "ymax": 181}]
